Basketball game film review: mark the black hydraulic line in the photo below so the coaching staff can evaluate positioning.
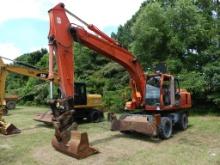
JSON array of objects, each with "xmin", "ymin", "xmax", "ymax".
[
  {"xmin": 14, "ymin": 61, "xmax": 39, "ymax": 70},
  {"xmin": 0, "ymin": 56, "xmax": 40, "ymax": 70}
]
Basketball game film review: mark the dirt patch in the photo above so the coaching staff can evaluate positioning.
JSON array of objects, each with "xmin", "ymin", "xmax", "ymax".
[
  {"xmin": 32, "ymin": 131, "xmax": 157, "ymax": 165},
  {"xmin": 0, "ymin": 144, "xmax": 11, "ymax": 149}
]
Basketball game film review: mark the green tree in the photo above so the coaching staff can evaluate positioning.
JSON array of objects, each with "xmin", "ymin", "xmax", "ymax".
[{"xmin": 131, "ymin": 2, "xmax": 169, "ymax": 68}]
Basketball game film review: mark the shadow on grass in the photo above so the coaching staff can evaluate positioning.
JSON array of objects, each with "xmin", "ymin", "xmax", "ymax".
[
  {"xmin": 13, "ymin": 107, "xmax": 23, "ymax": 110},
  {"xmin": 91, "ymin": 132, "xmax": 161, "ymax": 146},
  {"xmin": 3, "ymin": 109, "xmax": 22, "ymax": 116},
  {"xmin": 172, "ymin": 124, "xmax": 193, "ymax": 137},
  {"xmin": 7, "ymin": 107, "xmax": 23, "ymax": 113},
  {"xmin": 3, "ymin": 113, "xmax": 11, "ymax": 116},
  {"xmin": 92, "ymin": 123, "xmax": 194, "ymax": 146},
  {"xmin": 35, "ymin": 123, "xmax": 54, "ymax": 129}
]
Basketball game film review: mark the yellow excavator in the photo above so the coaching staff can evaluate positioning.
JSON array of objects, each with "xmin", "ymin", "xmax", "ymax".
[
  {"xmin": 0, "ymin": 57, "xmax": 55, "ymax": 115},
  {"xmin": 0, "ymin": 57, "xmax": 103, "ymax": 135}
]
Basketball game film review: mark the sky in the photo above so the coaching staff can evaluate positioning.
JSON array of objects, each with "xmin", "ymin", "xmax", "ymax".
[{"xmin": 0, "ymin": 0, "xmax": 145, "ymax": 62}]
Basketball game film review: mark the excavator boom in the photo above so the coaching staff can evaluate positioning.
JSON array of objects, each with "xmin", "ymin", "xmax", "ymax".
[
  {"xmin": 48, "ymin": 4, "xmax": 74, "ymax": 99},
  {"xmin": 70, "ymin": 26, "xmax": 146, "ymax": 108},
  {"xmin": 49, "ymin": 4, "xmax": 146, "ymax": 110},
  {"xmin": 47, "ymin": 3, "xmax": 147, "ymax": 159}
]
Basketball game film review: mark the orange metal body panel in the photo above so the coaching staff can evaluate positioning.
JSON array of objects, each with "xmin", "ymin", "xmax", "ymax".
[
  {"xmin": 144, "ymin": 74, "xmax": 191, "ymax": 111},
  {"xmin": 70, "ymin": 26, "xmax": 146, "ymax": 108},
  {"xmin": 48, "ymin": 4, "xmax": 74, "ymax": 97},
  {"xmin": 179, "ymin": 90, "xmax": 192, "ymax": 109}
]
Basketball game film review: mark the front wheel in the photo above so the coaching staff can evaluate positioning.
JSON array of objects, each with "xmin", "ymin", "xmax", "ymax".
[{"xmin": 159, "ymin": 117, "xmax": 173, "ymax": 139}]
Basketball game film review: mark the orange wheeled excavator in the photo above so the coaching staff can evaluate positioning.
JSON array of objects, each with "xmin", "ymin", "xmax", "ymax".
[{"xmin": 47, "ymin": 3, "xmax": 191, "ymax": 159}]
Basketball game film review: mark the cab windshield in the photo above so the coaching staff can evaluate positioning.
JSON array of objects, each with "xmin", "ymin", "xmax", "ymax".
[{"xmin": 145, "ymin": 76, "xmax": 160, "ymax": 106}]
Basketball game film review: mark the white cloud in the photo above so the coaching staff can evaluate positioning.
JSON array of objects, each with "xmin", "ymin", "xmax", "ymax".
[
  {"xmin": 0, "ymin": 0, "xmax": 46, "ymax": 23},
  {"xmin": 0, "ymin": 43, "xmax": 21, "ymax": 63},
  {"xmin": 0, "ymin": 0, "xmax": 145, "ymax": 60},
  {"xmin": 0, "ymin": 0, "xmax": 145, "ymax": 28},
  {"xmin": 60, "ymin": 0, "xmax": 144, "ymax": 28}
]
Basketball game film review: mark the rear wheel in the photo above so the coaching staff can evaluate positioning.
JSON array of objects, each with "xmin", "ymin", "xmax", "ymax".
[
  {"xmin": 2, "ymin": 108, "xmax": 8, "ymax": 115},
  {"xmin": 6, "ymin": 101, "xmax": 16, "ymax": 110},
  {"xmin": 89, "ymin": 110, "xmax": 103, "ymax": 123},
  {"xmin": 159, "ymin": 117, "xmax": 172, "ymax": 139},
  {"xmin": 120, "ymin": 131, "xmax": 131, "ymax": 134},
  {"xmin": 177, "ymin": 113, "xmax": 188, "ymax": 130}
]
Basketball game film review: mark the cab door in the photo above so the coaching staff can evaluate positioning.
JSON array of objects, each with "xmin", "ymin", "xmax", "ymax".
[
  {"xmin": 162, "ymin": 75, "xmax": 180, "ymax": 107},
  {"xmin": 74, "ymin": 82, "xmax": 87, "ymax": 105}
]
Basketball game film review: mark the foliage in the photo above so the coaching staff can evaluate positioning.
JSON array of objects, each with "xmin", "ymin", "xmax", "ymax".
[
  {"xmin": 178, "ymin": 71, "xmax": 206, "ymax": 100},
  {"xmin": 5, "ymin": 0, "xmax": 220, "ymax": 111},
  {"xmin": 6, "ymin": 49, "xmax": 49, "ymax": 105},
  {"xmin": 131, "ymin": 2, "xmax": 169, "ymax": 68},
  {"xmin": 203, "ymin": 61, "xmax": 220, "ymax": 106},
  {"xmin": 103, "ymin": 87, "xmax": 130, "ymax": 113},
  {"xmin": 16, "ymin": 49, "xmax": 47, "ymax": 65}
]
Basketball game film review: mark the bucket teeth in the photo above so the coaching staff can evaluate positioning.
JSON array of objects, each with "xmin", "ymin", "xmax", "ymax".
[
  {"xmin": 3, "ymin": 123, "xmax": 21, "ymax": 135},
  {"xmin": 34, "ymin": 111, "xmax": 53, "ymax": 125},
  {"xmin": 52, "ymin": 131, "xmax": 98, "ymax": 159}
]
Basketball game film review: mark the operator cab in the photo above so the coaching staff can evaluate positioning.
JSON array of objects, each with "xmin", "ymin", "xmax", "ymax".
[
  {"xmin": 57, "ymin": 82, "xmax": 87, "ymax": 105},
  {"xmin": 145, "ymin": 74, "xmax": 180, "ymax": 110},
  {"xmin": 74, "ymin": 82, "xmax": 87, "ymax": 105}
]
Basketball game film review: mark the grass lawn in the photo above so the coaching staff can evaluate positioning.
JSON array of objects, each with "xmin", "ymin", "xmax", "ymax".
[{"xmin": 0, "ymin": 106, "xmax": 220, "ymax": 165}]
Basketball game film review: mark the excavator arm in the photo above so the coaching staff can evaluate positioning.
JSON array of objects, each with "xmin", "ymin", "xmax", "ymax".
[
  {"xmin": 48, "ymin": 3, "xmax": 146, "ymax": 111},
  {"xmin": 47, "ymin": 3, "xmax": 147, "ymax": 159},
  {"xmin": 48, "ymin": 3, "xmax": 74, "ymax": 100}
]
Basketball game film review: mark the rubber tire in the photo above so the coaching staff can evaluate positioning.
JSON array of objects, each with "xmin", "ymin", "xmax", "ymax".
[
  {"xmin": 6, "ymin": 101, "xmax": 16, "ymax": 110},
  {"xmin": 177, "ymin": 113, "xmax": 188, "ymax": 130},
  {"xmin": 159, "ymin": 117, "xmax": 173, "ymax": 139},
  {"xmin": 90, "ymin": 110, "xmax": 101, "ymax": 123},
  {"xmin": 2, "ymin": 108, "xmax": 8, "ymax": 115},
  {"xmin": 120, "ymin": 131, "xmax": 131, "ymax": 134}
]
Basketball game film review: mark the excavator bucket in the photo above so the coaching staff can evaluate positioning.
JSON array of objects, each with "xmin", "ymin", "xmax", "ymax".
[
  {"xmin": 0, "ymin": 110, "xmax": 21, "ymax": 135},
  {"xmin": 111, "ymin": 114, "xmax": 161, "ymax": 136},
  {"xmin": 52, "ymin": 131, "xmax": 98, "ymax": 159},
  {"xmin": 0, "ymin": 123, "xmax": 21, "ymax": 135},
  {"xmin": 48, "ymin": 99, "xmax": 98, "ymax": 159},
  {"xmin": 34, "ymin": 111, "xmax": 53, "ymax": 125}
]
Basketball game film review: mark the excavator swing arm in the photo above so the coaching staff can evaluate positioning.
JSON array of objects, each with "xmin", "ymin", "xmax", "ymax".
[
  {"xmin": 48, "ymin": 3, "xmax": 146, "ymax": 114},
  {"xmin": 48, "ymin": 3, "xmax": 147, "ymax": 159}
]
